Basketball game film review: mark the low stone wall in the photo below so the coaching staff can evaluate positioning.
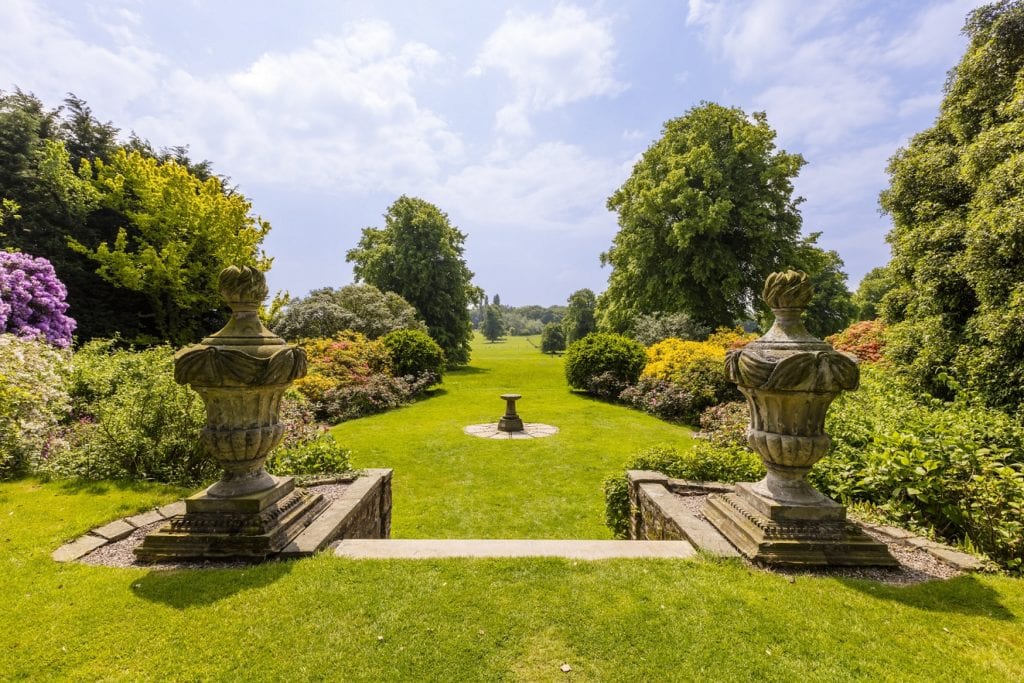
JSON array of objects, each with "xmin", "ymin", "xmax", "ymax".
[
  {"xmin": 627, "ymin": 470, "xmax": 739, "ymax": 557},
  {"xmin": 282, "ymin": 468, "xmax": 393, "ymax": 557}
]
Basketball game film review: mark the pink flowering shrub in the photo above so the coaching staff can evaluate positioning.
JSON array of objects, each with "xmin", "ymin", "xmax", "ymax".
[{"xmin": 0, "ymin": 252, "xmax": 76, "ymax": 347}]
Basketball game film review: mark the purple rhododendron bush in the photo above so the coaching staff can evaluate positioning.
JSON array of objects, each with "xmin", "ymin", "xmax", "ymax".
[{"xmin": 0, "ymin": 252, "xmax": 75, "ymax": 347}]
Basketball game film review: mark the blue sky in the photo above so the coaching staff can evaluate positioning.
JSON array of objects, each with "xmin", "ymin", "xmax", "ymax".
[{"xmin": 0, "ymin": 0, "xmax": 983, "ymax": 305}]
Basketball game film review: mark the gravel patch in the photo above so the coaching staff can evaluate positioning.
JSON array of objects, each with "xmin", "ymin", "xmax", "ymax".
[
  {"xmin": 78, "ymin": 483, "xmax": 351, "ymax": 570},
  {"xmin": 673, "ymin": 492, "xmax": 964, "ymax": 585}
]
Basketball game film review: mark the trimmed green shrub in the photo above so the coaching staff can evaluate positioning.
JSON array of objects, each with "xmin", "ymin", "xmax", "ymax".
[
  {"xmin": 0, "ymin": 334, "xmax": 71, "ymax": 477},
  {"xmin": 380, "ymin": 328, "xmax": 445, "ymax": 380},
  {"xmin": 564, "ymin": 333, "xmax": 645, "ymax": 393},
  {"xmin": 603, "ymin": 443, "xmax": 765, "ymax": 537}
]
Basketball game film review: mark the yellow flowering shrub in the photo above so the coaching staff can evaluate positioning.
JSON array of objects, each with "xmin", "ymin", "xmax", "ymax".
[{"xmin": 706, "ymin": 326, "xmax": 758, "ymax": 350}]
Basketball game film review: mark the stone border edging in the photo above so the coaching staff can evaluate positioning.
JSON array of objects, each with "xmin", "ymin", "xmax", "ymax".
[
  {"xmin": 52, "ymin": 500, "xmax": 187, "ymax": 562},
  {"xmin": 51, "ymin": 469, "xmax": 393, "ymax": 564},
  {"xmin": 625, "ymin": 470, "xmax": 987, "ymax": 572}
]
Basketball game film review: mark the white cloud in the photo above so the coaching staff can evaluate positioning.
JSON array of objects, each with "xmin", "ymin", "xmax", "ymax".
[
  {"xmin": 427, "ymin": 142, "xmax": 626, "ymax": 234},
  {"xmin": 685, "ymin": 0, "xmax": 979, "ymax": 149},
  {"xmin": 794, "ymin": 140, "xmax": 897, "ymax": 210},
  {"xmin": 0, "ymin": 0, "xmax": 162, "ymax": 110},
  {"xmin": 471, "ymin": 4, "xmax": 624, "ymax": 136},
  {"xmin": 0, "ymin": 4, "xmax": 463, "ymax": 193}
]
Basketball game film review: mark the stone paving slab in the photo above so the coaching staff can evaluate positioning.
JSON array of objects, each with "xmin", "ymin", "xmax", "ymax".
[
  {"xmin": 91, "ymin": 519, "xmax": 137, "ymax": 541},
  {"xmin": 157, "ymin": 501, "xmax": 187, "ymax": 518},
  {"xmin": 52, "ymin": 534, "xmax": 108, "ymax": 562},
  {"xmin": 463, "ymin": 423, "xmax": 559, "ymax": 440},
  {"xmin": 334, "ymin": 539, "xmax": 696, "ymax": 559},
  {"xmin": 125, "ymin": 510, "xmax": 165, "ymax": 527}
]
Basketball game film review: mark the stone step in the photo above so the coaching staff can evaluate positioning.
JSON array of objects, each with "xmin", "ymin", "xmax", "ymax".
[{"xmin": 333, "ymin": 539, "xmax": 695, "ymax": 560}]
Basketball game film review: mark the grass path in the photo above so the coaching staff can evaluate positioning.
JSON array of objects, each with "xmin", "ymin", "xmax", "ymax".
[{"xmin": 333, "ymin": 334, "xmax": 694, "ymax": 539}]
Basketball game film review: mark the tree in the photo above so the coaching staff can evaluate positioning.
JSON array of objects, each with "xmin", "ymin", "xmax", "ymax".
[
  {"xmin": 482, "ymin": 305, "xmax": 504, "ymax": 342},
  {"xmin": 540, "ymin": 322, "xmax": 565, "ymax": 353},
  {"xmin": 70, "ymin": 149, "xmax": 270, "ymax": 344},
  {"xmin": 271, "ymin": 284, "xmax": 425, "ymax": 340},
  {"xmin": 599, "ymin": 103, "xmax": 806, "ymax": 331},
  {"xmin": 563, "ymin": 288, "xmax": 597, "ymax": 344},
  {"xmin": 629, "ymin": 312, "xmax": 709, "ymax": 346},
  {"xmin": 852, "ymin": 266, "xmax": 893, "ymax": 320},
  {"xmin": 880, "ymin": 0, "xmax": 1024, "ymax": 408},
  {"xmin": 0, "ymin": 90, "xmax": 233, "ymax": 342},
  {"xmin": 346, "ymin": 196, "xmax": 476, "ymax": 366}
]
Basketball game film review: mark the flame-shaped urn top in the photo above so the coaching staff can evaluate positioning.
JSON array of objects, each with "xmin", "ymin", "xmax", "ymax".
[{"xmin": 726, "ymin": 270, "xmax": 858, "ymax": 394}]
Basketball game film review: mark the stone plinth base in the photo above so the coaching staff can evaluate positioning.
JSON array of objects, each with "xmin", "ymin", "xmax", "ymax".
[
  {"xmin": 703, "ymin": 488, "xmax": 897, "ymax": 567},
  {"xmin": 498, "ymin": 416, "xmax": 524, "ymax": 432},
  {"xmin": 135, "ymin": 476, "xmax": 326, "ymax": 562}
]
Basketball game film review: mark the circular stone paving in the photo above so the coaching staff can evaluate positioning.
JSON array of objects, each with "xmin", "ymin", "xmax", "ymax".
[{"xmin": 463, "ymin": 423, "xmax": 559, "ymax": 440}]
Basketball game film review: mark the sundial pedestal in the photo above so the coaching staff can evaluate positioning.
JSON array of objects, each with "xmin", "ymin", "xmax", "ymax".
[{"xmin": 498, "ymin": 393, "xmax": 524, "ymax": 432}]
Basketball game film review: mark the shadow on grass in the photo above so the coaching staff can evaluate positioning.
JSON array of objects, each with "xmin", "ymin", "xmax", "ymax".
[
  {"xmin": 447, "ymin": 366, "xmax": 491, "ymax": 376},
  {"xmin": 54, "ymin": 478, "xmax": 190, "ymax": 497},
  {"xmin": 842, "ymin": 574, "xmax": 1016, "ymax": 620},
  {"xmin": 132, "ymin": 560, "xmax": 294, "ymax": 608}
]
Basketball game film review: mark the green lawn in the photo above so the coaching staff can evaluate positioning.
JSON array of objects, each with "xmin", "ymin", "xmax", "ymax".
[
  {"xmin": 333, "ymin": 334, "xmax": 693, "ymax": 538},
  {"xmin": 3, "ymin": 334, "xmax": 1024, "ymax": 681}
]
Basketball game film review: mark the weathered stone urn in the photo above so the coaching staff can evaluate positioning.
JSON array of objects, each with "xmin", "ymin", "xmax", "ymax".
[
  {"xmin": 135, "ymin": 266, "xmax": 326, "ymax": 561},
  {"xmin": 702, "ymin": 270, "xmax": 895, "ymax": 566}
]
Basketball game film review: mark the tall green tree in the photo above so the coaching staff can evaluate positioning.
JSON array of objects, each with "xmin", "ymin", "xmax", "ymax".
[
  {"xmin": 599, "ymin": 103, "xmax": 806, "ymax": 331},
  {"xmin": 70, "ymin": 149, "xmax": 271, "ymax": 344},
  {"xmin": 563, "ymin": 288, "xmax": 597, "ymax": 344},
  {"xmin": 0, "ymin": 90, "xmax": 233, "ymax": 343},
  {"xmin": 346, "ymin": 196, "xmax": 476, "ymax": 366},
  {"xmin": 880, "ymin": 0, "xmax": 1024, "ymax": 408},
  {"xmin": 482, "ymin": 305, "xmax": 504, "ymax": 342}
]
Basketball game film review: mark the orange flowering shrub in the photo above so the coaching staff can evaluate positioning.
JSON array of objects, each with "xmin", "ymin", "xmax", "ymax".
[{"xmin": 826, "ymin": 320, "xmax": 886, "ymax": 363}]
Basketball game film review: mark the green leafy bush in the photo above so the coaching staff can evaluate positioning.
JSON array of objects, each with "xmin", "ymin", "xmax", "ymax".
[
  {"xmin": 815, "ymin": 366, "xmax": 1024, "ymax": 570},
  {"xmin": 41, "ymin": 340, "xmax": 212, "ymax": 485},
  {"xmin": 618, "ymin": 377, "xmax": 698, "ymax": 422},
  {"xmin": 603, "ymin": 443, "xmax": 765, "ymax": 537},
  {"xmin": 271, "ymin": 284, "xmax": 425, "ymax": 341},
  {"xmin": 380, "ymin": 328, "xmax": 445, "ymax": 380},
  {"xmin": 0, "ymin": 334, "xmax": 71, "ymax": 477},
  {"xmin": 634, "ymin": 336, "xmax": 742, "ymax": 420},
  {"xmin": 564, "ymin": 333, "xmax": 646, "ymax": 393},
  {"xmin": 266, "ymin": 433, "xmax": 351, "ymax": 477}
]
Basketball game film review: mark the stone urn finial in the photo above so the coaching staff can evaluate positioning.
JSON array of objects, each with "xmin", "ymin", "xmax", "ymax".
[
  {"xmin": 702, "ymin": 270, "xmax": 894, "ymax": 566},
  {"xmin": 724, "ymin": 269, "xmax": 858, "ymax": 506},
  {"xmin": 173, "ymin": 266, "xmax": 306, "ymax": 497}
]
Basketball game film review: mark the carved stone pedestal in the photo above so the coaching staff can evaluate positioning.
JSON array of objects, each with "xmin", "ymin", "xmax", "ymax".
[
  {"xmin": 498, "ymin": 393, "xmax": 524, "ymax": 432},
  {"xmin": 136, "ymin": 476, "xmax": 327, "ymax": 561},
  {"xmin": 704, "ymin": 485, "xmax": 895, "ymax": 566},
  {"xmin": 701, "ymin": 270, "xmax": 896, "ymax": 567}
]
